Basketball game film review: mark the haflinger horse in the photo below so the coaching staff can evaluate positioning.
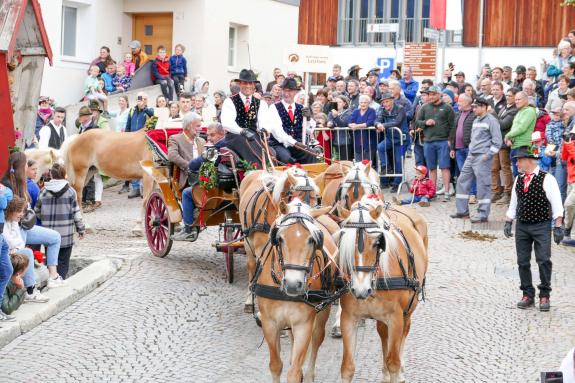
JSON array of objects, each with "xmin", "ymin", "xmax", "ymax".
[
  {"xmin": 239, "ymin": 165, "xmax": 322, "ymax": 313},
  {"xmin": 24, "ymin": 148, "xmax": 62, "ymax": 181},
  {"xmin": 335, "ymin": 195, "xmax": 428, "ymax": 383},
  {"xmin": 60, "ymin": 129, "xmax": 154, "ymax": 234},
  {"xmin": 254, "ymin": 198, "xmax": 336, "ymax": 383}
]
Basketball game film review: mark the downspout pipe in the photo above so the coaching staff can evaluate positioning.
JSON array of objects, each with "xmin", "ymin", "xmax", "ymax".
[{"xmin": 477, "ymin": 0, "xmax": 485, "ymax": 77}]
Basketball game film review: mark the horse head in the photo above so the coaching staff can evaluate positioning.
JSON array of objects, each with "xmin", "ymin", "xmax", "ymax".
[
  {"xmin": 271, "ymin": 198, "xmax": 330, "ymax": 297},
  {"xmin": 336, "ymin": 160, "xmax": 380, "ymax": 211},
  {"xmin": 336, "ymin": 195, "xmax": 396, "ymax": 299},
  {"xmin": 272, "ymin": 165, "xmax": 320, "ymax": 207}
]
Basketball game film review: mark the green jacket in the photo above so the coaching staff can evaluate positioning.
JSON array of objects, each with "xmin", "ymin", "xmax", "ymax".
[
  {"xmin": 505, "ymin": 106, "xmax": 536, "ymax": 149},
  {"xmin": 1, "ymin": 281, "xmax": 26, "ymax": 315},
  {"xmin": 415, "ymin": 101, "xmax": 456, "ymax": 142}
]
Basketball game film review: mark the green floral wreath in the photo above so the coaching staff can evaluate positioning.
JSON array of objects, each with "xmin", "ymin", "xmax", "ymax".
[
  {"xmin": 237, "ymin": 159, "xmax": 259, "ymax": 172},
  {"xmin": 198, "ymin": 161, "xmax": 218, "ymax": 190}
]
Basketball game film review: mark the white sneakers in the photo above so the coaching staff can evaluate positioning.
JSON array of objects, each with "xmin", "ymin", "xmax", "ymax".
[
  {"xmin": 24, "ymin": 290, "xmax": 49, "ymax": 303},
  {"xmin": 47, "ymin": 275, "xmax": 67, "ymax": 289}
]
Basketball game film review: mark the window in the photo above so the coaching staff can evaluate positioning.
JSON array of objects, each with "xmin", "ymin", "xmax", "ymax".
[
  {"xmin": 337, "ymin": 0, "xmax": 461, "ymax": 46},
  {"xmin": 144, "ymin": 25, "xmax": 153, "ymax": 36},
  {"xmin": 228, "ymin": 26, "xmax": 236, "ymax": 67},
  {"xmin": 61, "ymin": 6, "xmax": 77, "ymax": 56}
]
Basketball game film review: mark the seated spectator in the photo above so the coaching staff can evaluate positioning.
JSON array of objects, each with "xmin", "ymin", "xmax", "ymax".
[
  {"xmin": 328, "ymin": 94, "xmax": 353, "ymax": 161},
  {"xmin": 188, "ymin": 123, "xmax": 227, "ymax": 171},
  {"xmin": 35, "ymin": 164, "xmax": 85, "ymax": 279},
  {"xmin": 2, "ymin": 197, "xmax": 48, "ymax": 303},
  {"xmin": 213, "ymin": 91, "xmax": 226, "ymax": 122},
  {"xmin": 151, "ymin": 45, "xmax": 175, "ymax": 101},
  {"xmin": 393, "ymin": 165, "xmax": 435, "ymax": 207},
  {"xmin": 122, "ymin": 52, "xmax": 136, "ymax": 77},
  {"xmin": 112, "ymin": 64, "xmax": 132, "ymax": 93},
  {"xmin": 84, "ymin": 65, "xmax": 108, "ymax": 110},
  {"xmin": 1, "ymin": 252, "xmax": 29, "ymax": 315},
  {"xmin": 26, "ymin": 160, "xmax": 40, "ymax": 209},
  {"xmin": 0, "ymin": 234, "xmax": 12, "ymax": 321},
  {"xmin": 89, "ymin": 46, "xmax": 113, "ymax": 75},
  {"xmin": 129, "ymin": 40, "xmax": 148, "ymax": 70},
  {"xmin": 101, "ymin": 62, "xmax": 117, "ymax": 94},
  {"xmin": 194, "ymin": 78, "xmax": 213, "ymax": 106},
  {"xmin": 192, "ymin": 94, "xmax": 217, "ymax": 125},
  {"xmin": 348, "ymin": 94, "xmax": 377, "ymax": 163},
  {"xmin": 169, "ymin": 113, "xmax": 205, "ymax": 242},
  {"xmin": 170, "ymin": 44, "xmax": 188, "ymax": 96}
]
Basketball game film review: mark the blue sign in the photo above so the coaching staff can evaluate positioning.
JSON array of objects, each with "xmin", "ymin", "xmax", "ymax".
[{"xmin": 377, "ymin": 57, "xmax": 395, "ymax": 79}]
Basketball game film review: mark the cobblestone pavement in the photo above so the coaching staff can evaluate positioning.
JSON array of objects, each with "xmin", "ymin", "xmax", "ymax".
[{"xmin": 0, "ymin": 179, "xmax": 574, "ymax": 383}]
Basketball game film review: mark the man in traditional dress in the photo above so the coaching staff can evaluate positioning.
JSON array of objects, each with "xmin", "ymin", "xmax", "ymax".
[
  {"xmin": 504, "ymin": 146, "xmax": 564, "ymax": 312},
  {"xmin": 38, "ymin": 107, "xmax": 67, "ymax": 150},
  {"xmin": 266, "ymin": 78, "xmax": 316, "ymax": 165},
  {"xmin": 220, "ymin": 69, "xmax": 269, "ymax": 166}
]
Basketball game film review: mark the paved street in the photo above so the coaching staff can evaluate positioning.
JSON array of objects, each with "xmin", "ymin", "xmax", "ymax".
[{"xmin": 0, "ymin": 181, "xmax": 574, "ymax": 383}]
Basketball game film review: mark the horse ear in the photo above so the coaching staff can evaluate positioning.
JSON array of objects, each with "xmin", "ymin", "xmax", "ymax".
[
  {"xmin": 370, "ymin": 204, "xmax": 383, "ymax": 220},
  {"xmin": 279, "ymin": 200, "xmax": 289, "ymax": 215},
  {"xmin": 50, "ymin": 149, "xmax": 57, "ymax": 164},
  {"xmin": 337, "ymin": 203, "xmax": 351, "ymax": 219},
  {"xmin": 310, "ymin": 206, "xmax": 331, "ymax": 219},
  {"xmin": 286, "ymin": 171, "xmax": 297, "ymax": 188},
  {"xmin": 363, "ymin": 161, "xmax": 372, "ymax": 176}
]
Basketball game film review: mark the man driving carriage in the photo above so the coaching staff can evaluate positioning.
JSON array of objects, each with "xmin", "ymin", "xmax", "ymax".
[
  {"xmin": 266, "ymin": 78, "xmax": 317, "ymax": 165},
  {"xmin": 168, "ymin": 112, "xmax": 205, "ymax": 241}
]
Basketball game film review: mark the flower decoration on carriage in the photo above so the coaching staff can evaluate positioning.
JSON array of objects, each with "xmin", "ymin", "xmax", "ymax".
[
  {"xmin": 198, "ymin": 161, "xmax": 218, "ymax": 190},
  {"xmin": 361, "ymin": 159, "xmax": 370, "ymax": 166},
  {"xmin": 144, "ymin": 116, "xmax": 159, "ymax": 131},
  {"xmin": 238, "ymin": 159, "xmax": 259, "ymax": 172},
  {"xmin": 366, "ymin": 194, "xmax": 380, "ymax": 200}
]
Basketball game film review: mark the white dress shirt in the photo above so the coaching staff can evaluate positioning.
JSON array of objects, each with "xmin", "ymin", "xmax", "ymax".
[
  {"xmin": 506, "ymin": 166, "xmax": 564, "ymax": 221},
  {"xmin": 38, "ymin": 122, "xmax": 67, "ymax": 149},
  {"xmin": 266, "ymin": 100, "xmax": 299, "ymax": 147},
  {"xmin": 221, "ymin": 92, "xmax": 269, "ymax": 135}
]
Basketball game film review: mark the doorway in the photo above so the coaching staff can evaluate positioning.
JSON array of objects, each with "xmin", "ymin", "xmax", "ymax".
[{"xmin": 132, "ymin": 13, "xmax": 173, "ymax": 56}]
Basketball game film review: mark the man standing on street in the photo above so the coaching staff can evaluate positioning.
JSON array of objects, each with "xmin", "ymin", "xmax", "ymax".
[
  {"xmin": 504, "ymin": 146, "xmax": 564, "ymax": 311},
  {"xmin": 415, "ymin": 86, "xmax": 456, "ymax": 201},
  {"xmin": 505, "ymin": 91, "xmax": 536, "ymax": 176},
  {"xmin": 450, "ymin": 97, "xmax": 502, "ymax": 222}
]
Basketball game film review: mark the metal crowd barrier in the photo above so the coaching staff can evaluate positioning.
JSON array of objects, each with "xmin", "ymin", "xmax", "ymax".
[{"xmin": 312, "ymin": 126, "xmax": 409, "ymax": 195}]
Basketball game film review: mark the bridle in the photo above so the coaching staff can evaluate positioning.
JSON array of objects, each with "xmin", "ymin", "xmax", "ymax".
[
  {"xmin": 336, "ymin": 168, "xmax": 380, "ymax": 208},
  {"xmin": 285, "ymin": 174, "xmax": 317, "ymax": 206}
]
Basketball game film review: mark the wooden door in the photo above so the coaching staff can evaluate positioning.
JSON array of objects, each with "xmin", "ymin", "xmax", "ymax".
[{"xmin": 132, "ymin": 13, "xmax": 173, "ymax": 56}]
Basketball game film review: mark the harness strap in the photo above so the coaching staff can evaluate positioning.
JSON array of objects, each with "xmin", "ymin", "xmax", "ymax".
[{"xmin": 252, "ymin": 284, "xmax": 330, "ymax": 305}]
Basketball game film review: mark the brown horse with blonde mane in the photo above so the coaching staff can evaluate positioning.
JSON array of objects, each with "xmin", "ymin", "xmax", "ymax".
[
  {"xmin": 254, "ymin": 198, "xmax": 336, "ymax": 383},
  {"xmin": 336, "ymin": 195, "xmax": 428, "ymax": 383},
  {"xmin": 60, "ymin": 129, "xmax": 154, "ymax": 234}
]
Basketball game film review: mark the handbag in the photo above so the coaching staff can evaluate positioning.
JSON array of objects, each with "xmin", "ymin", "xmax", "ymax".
[{"xmin": 20, "ymin": 208, "xmax": 37, "ymax": 230}]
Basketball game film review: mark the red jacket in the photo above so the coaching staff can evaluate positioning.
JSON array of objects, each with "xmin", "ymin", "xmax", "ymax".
[
  {"xmin": 409, "ymin": 177, "xmax": 436, "ymax": 198},
  {"xmin": 151, "ymin": 56, "xmax": 170, "ymax": 81},
  {"xmin": 535, "ymin": 111, "xmax": 550, "ymax": 145},
  {"xmin": 562, "ymin": 140, "xmax": 575, "ymax": 185}
]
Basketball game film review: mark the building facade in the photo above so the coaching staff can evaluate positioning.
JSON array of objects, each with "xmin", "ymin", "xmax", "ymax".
[
  {"xmin": 38, "ymin": 0, "xmax": 299, "ymax": 106},
  {"xmin": 299, "ymin": 0, "xmax": 575, "ymax": 81}
]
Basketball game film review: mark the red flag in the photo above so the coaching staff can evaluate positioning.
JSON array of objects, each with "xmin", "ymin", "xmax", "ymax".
[{"xmin": 430, "ymin": 0, "xmax": 446, "ymax": 30}]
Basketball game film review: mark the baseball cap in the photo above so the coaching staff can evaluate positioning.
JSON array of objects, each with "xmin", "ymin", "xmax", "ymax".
[
  {"xmin": 531, "ymin": 131, "xmax": 544, "ymax": 142},
  {"xmin": 262, "ymin": 92, "xmax": 272, "ymax": 99},
  {"xmin": 515, "ymin": 65, "xmax": 526, "ymax": 73},
  {"xmin": 415, "ymin": 165, "xmax": 428, "ymax": 176},
  {"xmin": 128, "ymin": 40, "xmax": 141, "ymax": 49},
  {"xmin": 427, "ymin": 85, "xmax": 441, "ymax": 93},
  {"xmin": 378, "ymin": 78, "xmax": 389, "ymax": 85},
  {"xmin": 454, "ymin": 71, "xmax": 465, "ymax": 77},
  {"xmin": 380, "ymin": 91, "xmax": 394, "ymax": 100},
  {"xmin": 327, "ymin": 76, "xmax": 337, "ymax": 81},
  {"xmin": 503, "ymin": 66, "xmax": 513, "ymax": 72},
  {"xmin": 472, "ymin": 97, "xmax": 491, "ymax": 107}
]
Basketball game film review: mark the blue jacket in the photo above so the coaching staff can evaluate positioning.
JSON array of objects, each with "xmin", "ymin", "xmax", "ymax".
[
  {"xmin": 377, "ymin": 104, "xmax": 407, "ymax": 143},
  {"xmin": 399, "ymin": 79, "xmax": 419, "ymax": 104},
  {"xmin": 349, "ymin": 107, "xmax": 377, "ymax": 153},
  {"xmin": 188, "ymin": 139, "xmax": 227, "ymax": 172},
  {"xmin": 101, "ymin": 73, "xmax": 116, "ymax": 93},
  {"xmin": 0, "ymin": 186, "xmax": 13, "ymax": 225},
  {"xmin": 26, "ymin": 179, "xmax": 40, "ymax": 208},
  {"xmin": 394, "ymin": 96, "xmax": 413, "ymax": 122},
  {"xmin": 125, "ymin": 106, "xmax": 154, "ymax": 132},
  {"xmin": 169, "ymin": 55, "xmax": 188, "ymax": 77}
]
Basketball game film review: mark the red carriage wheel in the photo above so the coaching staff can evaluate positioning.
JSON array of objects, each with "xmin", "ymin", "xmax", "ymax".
[{"xmin": 145, "ymin": 192, "xmax": 174, "ymax": 258}]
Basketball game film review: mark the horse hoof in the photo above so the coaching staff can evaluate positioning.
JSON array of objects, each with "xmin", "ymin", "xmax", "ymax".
[
  {"xmin": 244, "ymin": 304, "xmax": 254, "ymax": 314},
  {"xmin": 330, "ymin": 326, "xmax": 341, "ymax": 338},
  {"xmin": 254, "ymin": 315, "xmax": 262, "ymax": 328}
]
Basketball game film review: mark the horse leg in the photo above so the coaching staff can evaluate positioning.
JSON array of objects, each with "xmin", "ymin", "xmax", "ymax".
[
  {"xmin": 261, "ymin": 317, "xmax": 283, "ymax": 383},
  {"xmin": 244, "ymin": 238, "xmax": 256, "ymax": 313},
  {"xmin": 376, "ymin": 320, "xmax": 391, "ymax": 383},
  {"xmin": 304, "ymin": 307, "xmax": 330, "ymax": 383},
  {"xmin": 397, "ymin": 315, "xmax": 412, "ymax": 383},
  {"xmin": 340, "ymin": 309, "xmax": 359, "ymax": 383},
  {"xmin": 73, "ymin": 167, "xmax": 96, "ymax": 234},
  {"xmin": 330, "ymin": 303, "xmax": 342, "ymax": 338},
  {"xmin": 385, "ymin": 311, "xmax": 405, "ymax": 383},
  {"xmin": 287, "ymin": 320, "xmax": 313, "ymax": 383}
]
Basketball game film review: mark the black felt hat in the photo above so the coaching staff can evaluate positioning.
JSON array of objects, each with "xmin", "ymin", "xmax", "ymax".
[
  {"xmin": 512, "ymin": 146, "xmax": 539, "ymax": 159},
  {"xmin": 281, "ymin": 78, "xmax": 300, "ymax": 90},
  {"xmin": 235, "ymin": 69, "xmax": 258, "ymax": 83}
]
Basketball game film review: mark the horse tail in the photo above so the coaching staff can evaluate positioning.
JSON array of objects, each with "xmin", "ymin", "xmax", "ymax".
[{"xmin": 60, "ymin": 134, "xmax": 79, "ymax": 184}]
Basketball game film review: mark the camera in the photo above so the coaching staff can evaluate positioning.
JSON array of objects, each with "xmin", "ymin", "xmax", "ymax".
[{"xmin": 541, "ymin": 371, "xmax": 563, "ymax": 383}]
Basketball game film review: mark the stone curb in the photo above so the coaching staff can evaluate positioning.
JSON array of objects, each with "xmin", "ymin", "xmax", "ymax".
[{"xmin": 0, "ymin": 258, "xmax": 122, "ymax": 348}]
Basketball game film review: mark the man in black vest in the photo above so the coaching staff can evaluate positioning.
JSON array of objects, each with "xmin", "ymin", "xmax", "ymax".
[
  {"xmin": 504, "ymin": 146, "xmax": 564, "ymax": 311},
  {"xmin": 38, "ymin": 107, "xmax": 67, "ymax": 150},
  {"xmin": 266, "ymin": 78, "xmax": 316, "ymax": 165},
  {"xmin": 221, "ymin": 69, "xmax": 270, "ymax": 166}
]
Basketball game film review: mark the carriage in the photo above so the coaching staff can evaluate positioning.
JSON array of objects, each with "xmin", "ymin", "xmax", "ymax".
[{"xmin": 141, "ymin": 127, "xmax": 331, "ymax": 283}]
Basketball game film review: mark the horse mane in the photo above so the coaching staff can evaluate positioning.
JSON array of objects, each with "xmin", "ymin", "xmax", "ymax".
[
  {"xmin": 272, "ymin": 167, "xmax": 319, "ymax": 203},
  {"xmin": 277, "ymin": 198, "xmax": 323, "ymax": 246},
  {"xmin": 59, "ymin": 134, "xmax": 79, "ymax": 184}
]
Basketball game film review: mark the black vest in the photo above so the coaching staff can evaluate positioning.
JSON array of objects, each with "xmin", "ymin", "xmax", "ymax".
[
  {"xmin": 231, "ymin": 94, "xmax": 260, "ymax": 132},
  {"xmin": 269, "ymin": 102, "xmax": 303, "ymax": 146},
  {"xmin": 48, "ymin": 123, "xmax": 65, "ymax": 149},
  {"xmin": 516, "ymin": 171, "xmax": 552, "ymax": 224}
]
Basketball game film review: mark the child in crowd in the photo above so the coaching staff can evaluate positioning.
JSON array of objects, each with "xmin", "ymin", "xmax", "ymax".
[
  {"xmin": 35, "ymin": 164, "xmax": 85, "ymax": 279},
  {"xmin": 0, "ymin": 183, "xmax": 13, "ymax": 233},
  {"xmin": 170, "ymin": 44, "xmax": 188, "ymax": 96},
  {"xmin": 101, "ymin": 62, "xmax": 117, "ymax": 94},
  {"xmin": 113, "ymin": 64, "xmax": 132, "ymax": 92},
  {"xmin": 84, "ymin": 65, "xmax": 108, "ymax": 107},
  {"xmin": 123, "ymin": 52, "xmax": 136, "ymax": 77},
  {"xmin": 1, "ymin": 252, "xmax": 29, "ymax": 315},
  {"xmin": 393, "ymin": 165, "xmax": 436, "ymax": 207},
  {"xmin": 2, "ymin": 197, "xmax": 49, "ymax": 303},
  {"xmin": 531, "ymin": 131, "xmax": 553, "ymax": 172},
  {"xmin": 152, "ymin": 45, "xmax": 175, "ymax": 101}
]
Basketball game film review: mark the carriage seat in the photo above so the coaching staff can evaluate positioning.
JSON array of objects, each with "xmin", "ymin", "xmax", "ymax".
[{"xmin": 145, "ymin": 128, "xmax": 183, "ymax": 165}]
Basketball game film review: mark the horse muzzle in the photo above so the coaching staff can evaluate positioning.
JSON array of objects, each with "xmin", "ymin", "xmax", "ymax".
[{"xmin": 281, "ymin": 270, "xmax": 308, "ymax": 297}]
